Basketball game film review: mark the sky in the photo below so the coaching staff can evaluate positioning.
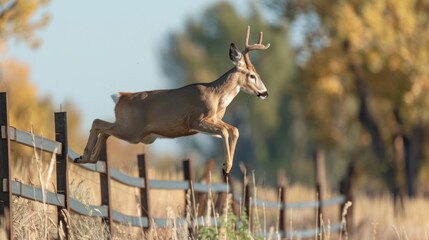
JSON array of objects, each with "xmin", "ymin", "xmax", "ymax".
[
  {"xmin": 5, "ymin": 0, "xmax": 253, "ymax": 155},
  {"xmin": 6, "ymin": 0, "xmax": 298, "ymax": 156},
  {"xmin": 8, "ymin": 0, "xmax": 219, "ymax": 127}
]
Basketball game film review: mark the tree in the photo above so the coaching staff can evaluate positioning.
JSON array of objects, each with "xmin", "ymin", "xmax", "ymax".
[
  {"xmin": 0, "ymin": 59, "xmax": 84, "ymax": 180},
  {"xmin": 0, "ymin": 0, "xmax": 50, "ymax": 49},
  {"xmin": 267, "ymin": 0, "xmax": 429, "ymax": 197},
  {"xmin": 162, "ymin": 2, "xmax": 295, "ymax": 178}
]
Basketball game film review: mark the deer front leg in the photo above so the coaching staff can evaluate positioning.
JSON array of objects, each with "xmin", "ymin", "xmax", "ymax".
[
  {"xmin": 192, "ymin": 119, "xmax": 232, "ymax": 175},
  {"xmin": 222, "ymin": 123, "xmax": 239, "ymax": 174}
]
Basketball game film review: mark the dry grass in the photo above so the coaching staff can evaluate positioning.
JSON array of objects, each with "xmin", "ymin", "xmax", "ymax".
[
  {"xmin": 3, "ymin": 172, "xmax": 429, "ymax": 239},
  {"xmin": 4, "ymin": 130, "xmax": 111, "ymax": 240},
  {"xmin": 354, "ymin": 194, "xmax": 429, "ymax": 240},
  {"xmin": 12, "ymin": 197, "xmax": 58, "ymax": 239},
  {"xmin": 2, "ymin": 135, "xmax": 429, "ymax": 239}
]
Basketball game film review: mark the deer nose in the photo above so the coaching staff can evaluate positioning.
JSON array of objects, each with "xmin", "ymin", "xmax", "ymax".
[{"xmin": 257, "ymin": 91, "xmax": 268, "ymax": 99}]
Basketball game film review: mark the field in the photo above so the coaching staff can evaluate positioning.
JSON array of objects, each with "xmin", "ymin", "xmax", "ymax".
[
  {"xmin": 1, "ymin": 133, "xmax": 428, "ymax": 239},
  {"xmin": 2, "ymin": 159, "xmax": 429, "ymax": 240}
]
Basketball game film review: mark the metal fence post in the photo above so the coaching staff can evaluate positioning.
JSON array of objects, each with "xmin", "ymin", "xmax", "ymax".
[
  {"xmin": 55, "ymin": 112, "xmax": 70, "ymax": 239},
  {"xmin": 316, "ymin": 183, "xmax": 323, "ymax": 234},
  {"xmin": 244, "ymin": 180, "xmax": 252, "ymax": 232},
  {"xmin": 183, "ymin": 159, "xmax": 195, "ymax": 236},
  {"xmin": 137, "ymin": 154, "xmax": 151, "ymax": 230},
  {"xmin": 197, "ymin": 159, "xmax": 213, "ymax": 216},
  {"xmin": 278, "ymin": 186, "xmax": 287, "ymax": 237},
  {"xmin": 0, "ymin": 92, "xmax": 12, "ymax": 239},
  {"xmin": 99, "ymin": 144, "xmax": 113, "ymax": 237}
]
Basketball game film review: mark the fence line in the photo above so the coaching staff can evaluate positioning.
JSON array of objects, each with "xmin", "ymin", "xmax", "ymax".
[{"xmin": 0, "ymin": 92, "xmax": 353, "ymax": 239}]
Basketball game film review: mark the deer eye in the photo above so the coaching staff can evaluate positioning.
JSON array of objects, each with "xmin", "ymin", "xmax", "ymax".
[{"xmin": 249, "ymin": 74, "xmax": 256, "ymax": 81}]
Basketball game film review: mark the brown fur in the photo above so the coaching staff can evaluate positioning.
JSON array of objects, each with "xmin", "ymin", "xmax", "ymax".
[{"xmin": 76, "ymin": 27, "xmax": 270, "ymax": 174}]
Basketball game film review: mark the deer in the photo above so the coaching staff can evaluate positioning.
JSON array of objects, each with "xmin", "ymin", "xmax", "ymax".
[{"xmin": 74, "ymin": 26, "xmax": 270, "ymax": 176}]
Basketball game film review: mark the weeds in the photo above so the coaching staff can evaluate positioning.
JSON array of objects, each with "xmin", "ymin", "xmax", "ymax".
[{"xmin": 199, "ymin": 195, "xmax": 254, "ymax": 240}]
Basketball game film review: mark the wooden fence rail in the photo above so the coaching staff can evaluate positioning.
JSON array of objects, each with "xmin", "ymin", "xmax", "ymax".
[{"xmin": 0, "ymin": 92, "xmax": 352, "ymax": 239}]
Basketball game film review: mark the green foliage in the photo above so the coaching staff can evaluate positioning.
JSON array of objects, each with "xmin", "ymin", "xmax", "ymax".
[
  {"xmin": 199, "ymin": 208, "xmax": 258, "ymax": 240},
  {"xmin": 199, "ymin": 225, "xmax": 217, "ymax": 240}
]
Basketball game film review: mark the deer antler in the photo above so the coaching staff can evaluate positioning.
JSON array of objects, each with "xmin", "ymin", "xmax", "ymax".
[
  {"xmin": 243, "ymin": 26, "xmax": 270, "ymax": 67},
  {"xmin": 244, "ymin": 26, "xmax": 270, "ymax": 52}
]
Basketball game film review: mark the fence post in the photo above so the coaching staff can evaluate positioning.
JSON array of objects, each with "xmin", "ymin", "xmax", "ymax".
[
  {"xmin": 313, "ymin": 150, "xmax": 327, "ymax": 196},
  {"xmin": 137, "ymin": 154, "xmax": 151, "ymax": 230},
  {"xmin": 340, "ymin": 161, "xmax": 355, "ymax": 235},
  {"xmin": 316, "ymin": 183, "xmax": 323, "ymax": 234},
  {"xmin": 99, "ymin": 144, "xmax": 113, "ymax": 237},
  {"xmin": 227, "ymin": 176, "xmax": 239, "ymax": 216},
  {"xmin": 0, "ymin": 92, "xmax": 12, "ymax": 240},
  {"xmin": 55, "ymin": 112, "xmax": 70, "ymax": 239},
  {"xmin": 277, "ymin": 168, "xmax": 287, "ymax": 187},
  {"xmin": 182, "ymin": 159, "xmax": 195, "ymax": 236},
  {"xmin": 215, "ymin": 166, "xmax": 227, "ymax": 216},
  {"xmin": 197, "ymin": 159, "xmax": 213, "ymax": 216},
  {"xmin": 244, "ymin": 179, "xmax": 252, "ymax": 232},
  {"xmin": 313, "ymin": 149, "xmax": 326, "ymax": 235},
  {"xmin": 278, "ymin": 186, "xmax": 287, "ymax": 237},
  {"xmin": 215, "ymin": 174, "xmax": 238, "ymax": 217}
]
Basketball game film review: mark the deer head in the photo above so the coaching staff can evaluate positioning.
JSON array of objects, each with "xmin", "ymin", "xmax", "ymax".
[{"xmin": 229, "ymin": 26, "xmax": 270, "ymax": 99}]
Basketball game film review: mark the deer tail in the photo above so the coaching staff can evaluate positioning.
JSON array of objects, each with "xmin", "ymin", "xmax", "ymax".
[{"xmin": 110, "ymin": 92, "xmax": 122, "ymax": 104}]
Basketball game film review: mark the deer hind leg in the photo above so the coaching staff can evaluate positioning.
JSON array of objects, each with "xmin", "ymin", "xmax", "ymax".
[
  {"xmin": 75, "ymin": 119, "xmax": 114, "ymax": 163},
  {"xmin": 192, "ymin": 119, "xmax": 232, "ymax": 175},
  {"xmin": 76, "ymin": 117, "xmax": 144, "ymax": 164},
  {"xmin": 89, "ymin": 133, "xmax": 109, "ymax": 162}
]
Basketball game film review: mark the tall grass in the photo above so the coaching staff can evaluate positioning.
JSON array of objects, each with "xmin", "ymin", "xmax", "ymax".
[
  {"xmin": 3, "ymin": 134, "xmax": 429, "ymax": 239},
  {"xmin": 9, "ymin": 130, "xmax": 60, "ymax": 239},
  {"xmin": 6, "ymin": 175, "xmax": 429, "ymax": 239},
  {"xmin": 6, "ymin": 131, "xmax": 111, "ymax": 240}
]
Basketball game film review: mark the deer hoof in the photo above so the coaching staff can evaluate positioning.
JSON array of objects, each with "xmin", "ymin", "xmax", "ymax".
[{"xmin": 222, "ymin": 168, "xmax": 229, "ymax": 178}]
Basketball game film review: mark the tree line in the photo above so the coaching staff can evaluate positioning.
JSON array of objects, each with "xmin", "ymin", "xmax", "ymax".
[{"xmin": 3, "ymin": 0, "xmax": 429, "ymax": 200}]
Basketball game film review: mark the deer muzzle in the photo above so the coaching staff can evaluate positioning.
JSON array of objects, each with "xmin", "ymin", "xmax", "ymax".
[{"xmin": 257, "ymin": 91, "xmax": 269, "ymax": 99}]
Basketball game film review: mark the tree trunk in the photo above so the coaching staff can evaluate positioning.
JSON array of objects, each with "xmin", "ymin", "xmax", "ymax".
[
  {"xmin": 346, "ymin": 49, "xmax": 398, "ymax": 200},
  {"xmin": 392, "ymin": 134, "xmax": 405, "ymax": 214},
  {"xmin": 403, "ymin": 124, "xmax": 423, "ymax": 197},
  {"xmin": 350, "ymin": 64, "xmax": 386, "ymax": 162}
]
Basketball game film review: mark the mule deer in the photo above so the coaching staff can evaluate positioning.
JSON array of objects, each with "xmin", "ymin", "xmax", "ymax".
[{"xmin": 75, "ymin": 26, "xmax": 270, "ymax": 175}]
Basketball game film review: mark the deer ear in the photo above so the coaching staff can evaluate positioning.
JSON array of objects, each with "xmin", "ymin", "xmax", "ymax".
[{"xmin": 229, "ymin": 43, "xmax": 243, "ymax": 65}]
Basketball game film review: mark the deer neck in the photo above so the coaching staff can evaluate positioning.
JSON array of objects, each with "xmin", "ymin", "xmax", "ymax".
[
  {"xmin": 208, "ymin": 68, "xmax": 242, "ymax": 108},
  {"xmin": 209, "ymin": 68, "xmax": 241, "ymax": 93}
]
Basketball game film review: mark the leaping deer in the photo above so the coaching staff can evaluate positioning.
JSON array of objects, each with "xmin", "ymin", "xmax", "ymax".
[{"xmin": 75, "ymin": 26, "xmax": 270, "ymax": 175}]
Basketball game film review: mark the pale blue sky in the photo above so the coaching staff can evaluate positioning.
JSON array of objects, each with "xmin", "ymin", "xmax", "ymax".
[
  {"xmin": 6, "ymin": 0, "xmax": 299, "ymax": 155},
  {"xmin": 8, "ymin": 0, "xmax": 224, "ymax": 129},
  {"xmin": 5, "ymin": 0, "xmax": 256, "ymax": 154}
]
